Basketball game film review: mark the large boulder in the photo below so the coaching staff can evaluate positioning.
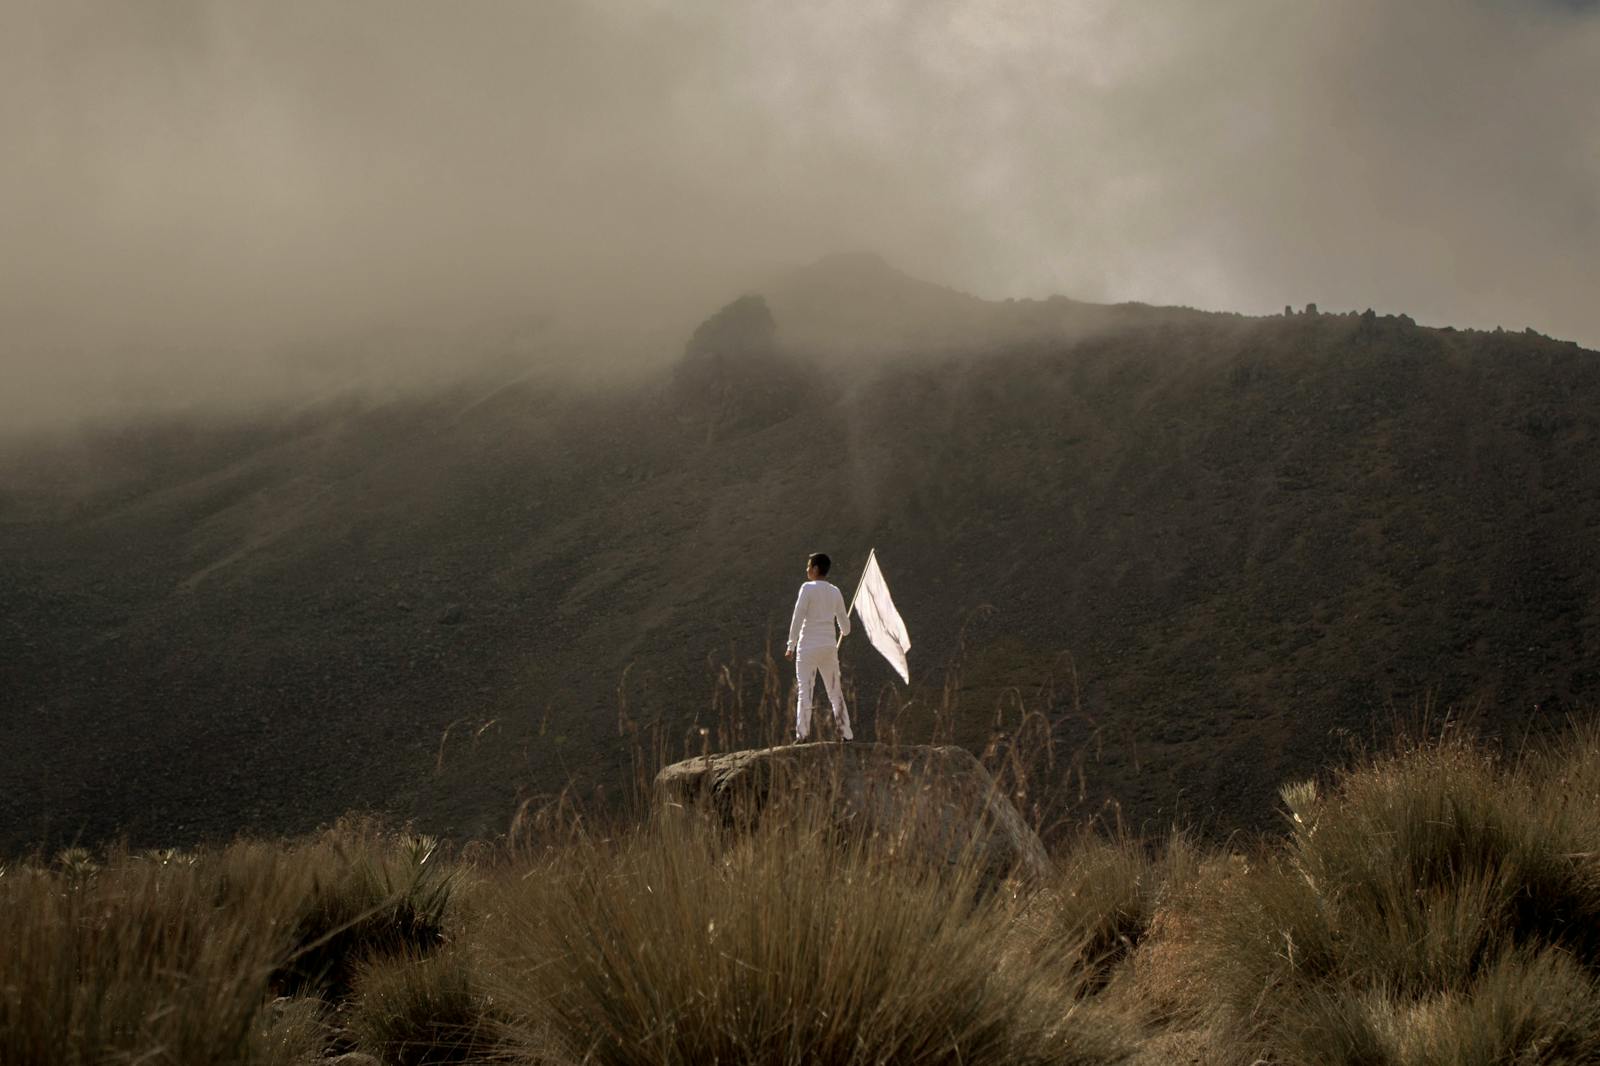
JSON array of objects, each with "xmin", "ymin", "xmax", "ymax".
[{"xmin": 654, "ymin": 742, "xmax": 1050, "ymax": 889}]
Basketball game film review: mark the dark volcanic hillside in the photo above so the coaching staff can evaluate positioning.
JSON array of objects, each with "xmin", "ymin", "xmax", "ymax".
[{"xmin": 4, "ymin": 265, "xmax": 1598, "ymax": 851}]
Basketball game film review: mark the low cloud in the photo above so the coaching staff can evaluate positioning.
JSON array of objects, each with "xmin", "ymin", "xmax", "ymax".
[{"xmin": 2, "ymin": 0, "xmax": 1596, "ymax": 427}]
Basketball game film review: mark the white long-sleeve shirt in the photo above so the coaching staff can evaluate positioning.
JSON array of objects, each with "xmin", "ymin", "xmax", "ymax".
[{"xmin": 787, "ymin": 579, "xmax": 851, "ymax": 653}]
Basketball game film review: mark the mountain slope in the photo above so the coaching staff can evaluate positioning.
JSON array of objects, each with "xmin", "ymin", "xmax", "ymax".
[{"xmin": 4, "ymin": 272, "xmax": 1598, "ymax": 850}]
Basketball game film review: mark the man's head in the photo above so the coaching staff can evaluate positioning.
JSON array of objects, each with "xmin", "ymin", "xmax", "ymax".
[{"xmin": 807, "ymin": 552, "xmax": 831, "ymax": 579}]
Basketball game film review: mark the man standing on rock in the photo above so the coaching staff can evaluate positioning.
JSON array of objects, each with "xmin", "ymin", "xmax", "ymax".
[{"xmin": 785, "ymin": 552, "xmax": 853, "ymax": 741}]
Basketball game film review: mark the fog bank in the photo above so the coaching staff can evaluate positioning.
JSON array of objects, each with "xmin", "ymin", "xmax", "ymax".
[{"xmin": 3, "ymin": 0, "xmax": 1597, "ymax": 428}]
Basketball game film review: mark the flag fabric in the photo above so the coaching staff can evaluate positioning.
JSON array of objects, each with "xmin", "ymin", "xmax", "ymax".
[{"xmin": 848, "ymin": 549, "xmax": 911, "ymax": 684}]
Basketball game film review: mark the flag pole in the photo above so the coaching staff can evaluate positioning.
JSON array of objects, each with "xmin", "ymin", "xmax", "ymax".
[{"xmin": 839, "ymin": 547, "xmax": 874, "ymax": 648}]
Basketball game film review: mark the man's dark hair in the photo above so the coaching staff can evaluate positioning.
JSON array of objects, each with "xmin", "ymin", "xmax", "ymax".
[{"xmin": 808, "ymin": 552, "xmax": 831, "ymax": 577}]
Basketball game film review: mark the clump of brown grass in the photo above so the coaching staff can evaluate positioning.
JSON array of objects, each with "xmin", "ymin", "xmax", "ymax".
[
  {"xmin": 272, "ymin": 823, "xmax": 462, "ymax": 997},
  {"xmin": 482, "ymin": 787, "xmax": 1133, "ymax": 1066},
  {"xmin": 1023, "ymin": 829, "xmax": 1202, "ymax": 986},
  {"xmin": 1260, "ymin": 947, "xmax": 1600, "ymax": 1066},
  {"xmin": 0, "ymin": 821, "xmax": 470, "ymax": 1065},
  {"xmin": 1106, "ymin": 846, "xmax": 1245, "ymax": 1033},
  {"xmin": 348, "ymin": 946, "xmax": 506, "ymax": 1065},
  {"xmin": 0, "ymin": 845, "xmax": 318, "ymax": 1065},
  {"xmin": 1188, "ymin": 730, "xmax": 1600, "ymax": 1064},
  {"xmin": 256, "ymin": 995, "xmax": 331, "ymax": 1062}
]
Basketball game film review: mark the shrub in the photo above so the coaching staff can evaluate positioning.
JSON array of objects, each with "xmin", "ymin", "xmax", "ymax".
[
  {"xmin": 0, "ymin": 848, "xmax": 312, "ymax": 1066},
  {"xmin": 1022, "ymin": 830, "xmax": 1201, "ymax": 986},
  {"xmin": 0, "ymin": 823, "xmax": 471, "ymax": 1065},
  {"xmin": 484, "ymin": 800, "xmax": 1131, "ymax": 1066},
  {"xmin": 273, "ymin": 826, "xmax": 462, "ymax": 997},
  {"xmin": 252, "ymin": 996, "xmax": 329, "ymax": 1064},
  {"xmin": 1290, "ymin": 742, "xmax": 1600, "ymax": 979},
  {"xmin": 349, "ymin": 947, "xmax": 505, "ymax": 1065},
  {"xmin": 1269, "ymin": 949, "xmax": 1600, "ymax": 1066},
  {"xmin": 1194, "ymin": 734, "xmax": 1600, "ymax": 1063}
]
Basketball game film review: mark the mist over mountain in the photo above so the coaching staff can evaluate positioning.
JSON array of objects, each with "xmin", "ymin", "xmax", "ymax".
[
  {"xmin": 4, "ymin": 257, "xmax": 1597, "ymax": 852},
  {"xmin": 5, "ymin": 0, "xmax": 1598, "ymax": 438}
]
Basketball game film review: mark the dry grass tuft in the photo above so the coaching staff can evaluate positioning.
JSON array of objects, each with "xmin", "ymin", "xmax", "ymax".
[
  {"xmin": 349, "ymin": 947, "xmax": 506, "ymax": 1064},
  {"xmin": 483, "ymin": 794, "xmax": 1133, "ymax": 1066},
  {"xmin": 1189, "ymin": 730, "xmax": 1600, "ymax": 1064},
  {"xmin": 1020, "ymin": 830, "xmax": 1202, "ymax": 992},
  {"xmin": 0, "ymin": 844, "xmax": 315, "ymax": 1065},
  {"xmin": 273, "ymin": 823, "xmax": 461, "ymax": 996}
]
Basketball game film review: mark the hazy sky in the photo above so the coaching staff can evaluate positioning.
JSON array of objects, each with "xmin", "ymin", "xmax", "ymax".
[{"xmin": 3, "ymin": 0, "xmax": 1598, "ymax": 426}]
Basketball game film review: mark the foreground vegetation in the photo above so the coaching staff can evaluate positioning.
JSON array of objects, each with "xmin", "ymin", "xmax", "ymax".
[{"xmin": 8, "ymin": 724, "xmax": 1600, "ymax": 1064}]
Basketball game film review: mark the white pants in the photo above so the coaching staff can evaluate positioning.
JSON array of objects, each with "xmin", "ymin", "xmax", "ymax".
[{"xmin": 795, "ymin": 645, "xmax": 852, "ymax": 740}]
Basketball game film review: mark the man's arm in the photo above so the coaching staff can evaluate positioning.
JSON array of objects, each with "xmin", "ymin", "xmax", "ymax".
[
  {"xmin": 834, "ymin": 585, "xmax": 851, "ymax": 640},
  {"xmin": 786, "ymin": 585, "xmax": 808, "ymax": 656}
]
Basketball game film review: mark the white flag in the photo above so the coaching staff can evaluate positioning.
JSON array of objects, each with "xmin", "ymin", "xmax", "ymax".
[{"xmin": 848, "ymin": 549, "xmax": 911, "ymax": 684}]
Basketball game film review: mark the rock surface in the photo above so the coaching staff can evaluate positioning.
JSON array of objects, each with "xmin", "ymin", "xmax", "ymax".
[{"xmin": 654, "ymin": 742, "xmax": 1050, "ymax": 887}]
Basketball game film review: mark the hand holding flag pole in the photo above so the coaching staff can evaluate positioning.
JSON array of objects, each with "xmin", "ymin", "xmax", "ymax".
[
  {"xmin": 839, "ymin": 548, "xmax": 911, "ymax": 684},
  {"xmin": 838, "ymin": 565, "xmax": 862, "ymax": 646}
]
